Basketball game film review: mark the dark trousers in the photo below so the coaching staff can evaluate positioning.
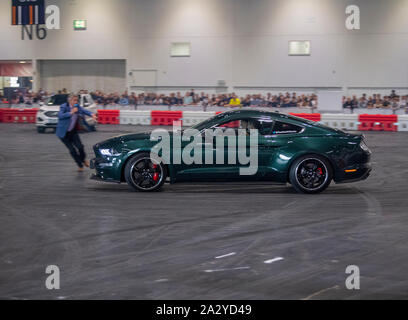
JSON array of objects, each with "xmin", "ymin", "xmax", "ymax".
[{"xmin": 60, "ymin": 130, "xmax": 86, "ymax": 168}]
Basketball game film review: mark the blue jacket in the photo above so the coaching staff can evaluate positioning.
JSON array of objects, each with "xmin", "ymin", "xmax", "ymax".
[{"xmin": 56, "ymin": 103, "xmax": 93, "ymax": 139}]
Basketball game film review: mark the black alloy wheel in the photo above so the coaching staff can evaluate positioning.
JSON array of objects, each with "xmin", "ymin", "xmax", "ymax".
[
  {"xmin": 125, "ymin": 153, "xmax": 166, "ymax": 192},
  {"xmin": 289, "ymin": 155, "xmax": 332, "ymax": 194}
]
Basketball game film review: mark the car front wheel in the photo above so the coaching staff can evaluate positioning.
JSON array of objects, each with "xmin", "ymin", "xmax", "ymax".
[
  {"xmin": 289, "ymin": 155, "xmax": 332, "ymax": 194},
  {"xmin": 124, "ymin": 153, "xmax": 167, "ymax": 192}
]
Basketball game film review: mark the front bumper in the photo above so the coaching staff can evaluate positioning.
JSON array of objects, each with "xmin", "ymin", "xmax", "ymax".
[
  {"xmin": 90, "ymin": 157, "xmax": 121, "ymax": 183},
  {"xmin": 36, "ymin": 121, "xmax": 58, "ymax": 128},
  {"xmin": 36, "ymin": 115, "xmax": 58, "ymax": 128}
]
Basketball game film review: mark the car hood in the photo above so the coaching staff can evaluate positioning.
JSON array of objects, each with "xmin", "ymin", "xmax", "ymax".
[
  {"xmin": 113, "ymin": 129, "xmax": 184, "ymax": 142},
  {"xmin": 97, "ymin": 132, "xmax": 154, "ymax": 147},
  {"xmin": 116, "ymin": 132, "xmax": 153, "ymax": 142}
]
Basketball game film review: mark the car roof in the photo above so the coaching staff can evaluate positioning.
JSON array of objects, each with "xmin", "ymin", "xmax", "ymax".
[
  {"xmin": 221, "ymin": 109, "xmax": 335, "ymax": 131},
  {"xmin": 221, "ymin": 109, "xmax": 304, "ymax": 122}
]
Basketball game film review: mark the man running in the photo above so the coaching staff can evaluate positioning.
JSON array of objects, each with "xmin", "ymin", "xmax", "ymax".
[{"xmin": 56, "ymin": 93, "xmax": 97, "ymax": 171}]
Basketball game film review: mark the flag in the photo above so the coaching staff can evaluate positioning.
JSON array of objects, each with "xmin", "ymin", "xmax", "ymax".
[{"xmin": 12, "ymin": 0, "xmax": 45, "ymax": 25}]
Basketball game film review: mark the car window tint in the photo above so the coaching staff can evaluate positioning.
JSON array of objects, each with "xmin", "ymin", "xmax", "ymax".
[
  {"xmin": 272, "ymin": 121, "xmax": 302, "ymax": 134},
  {"xmin": 216, "ymin": 117, "xmax": 275, "ymax": 136},
  {"xmin": 218, "ymin": 120, "xmax": 240, "ymax": 129},
  {"xmin": 256, "ymin": 118, "xmax": 274, "ymax": 136}
]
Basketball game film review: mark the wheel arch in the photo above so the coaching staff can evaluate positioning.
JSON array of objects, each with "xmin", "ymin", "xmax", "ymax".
[
  {"xmin": 286, "ymin": 151, "xmax": 335, "ymax": 182},
  {"xmin": 120, "ymin": 150, "xmax": 170, "ymax": 182}
]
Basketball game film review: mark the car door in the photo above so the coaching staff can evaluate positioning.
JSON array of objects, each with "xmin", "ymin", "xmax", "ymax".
[
  {"xmin": 236, "ymin": 116, "xmax": 284, "ymax": 180},
  {"xmin": 199, "ymin": 116, "xmax": 282, "ymax": 181},
  {"xmin": 258, "ymin": 120, "xmax": 305, "ymax": 181},
  {"xmin": 172, "ymin": 118, "xmax": 244, "ymax": 181},
  {"xmin": 172, "ymin": 116, "xmax": 302, "ymax": 182},
  {"xmin": 207, "ymin": 116, "xmax": 302, "ymax": 181}
]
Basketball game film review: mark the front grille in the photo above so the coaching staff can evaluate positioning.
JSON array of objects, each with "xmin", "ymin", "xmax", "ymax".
[{"xmin": 45, "ymin": 111, "xmax": 58, "ymax": 118}]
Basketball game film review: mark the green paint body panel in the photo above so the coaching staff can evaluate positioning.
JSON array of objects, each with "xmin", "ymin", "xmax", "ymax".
[{"xmin": 91, "ymin": 110, "xmax": 371, "ymax": 185}]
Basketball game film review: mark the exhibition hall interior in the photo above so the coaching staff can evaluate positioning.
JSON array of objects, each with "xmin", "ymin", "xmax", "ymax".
[{"xmin": 1, "ymin": 0, "xmax": 408, "ymax": 303}]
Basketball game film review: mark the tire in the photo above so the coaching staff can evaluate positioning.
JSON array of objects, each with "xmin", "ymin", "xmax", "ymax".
[
  {"xmin": 37, "ymin": 127, "xmax": 45, "ymax": 133},
  {"xmin": 124, "ymin": 152, "xmax": 167, "ymax": 192},
  {"xmin": 289, "ymin": 154, "xmax": 332, "ymax": 194}
]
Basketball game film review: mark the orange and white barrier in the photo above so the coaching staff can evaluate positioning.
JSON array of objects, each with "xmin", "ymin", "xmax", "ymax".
[
  {"xmin": 181, "ymin": 111, "xmax": 216, "ymax": 126},
  {"xmin": 0, "ymin": 108, "xmax": 38, "ymax": 123},
  {"xmin": 321, "ymin": 114, "xmax": 359, "ymax": 131},
  {"xmin": 120, "ymin": 110, "xmax": 151, "ymax": 125},
  {"xmin": 396, "ymin": 115, "xmax": 408, "ymax": 132},
  {"xmin": 1, "ymin": 107, "xmax": 407, "ymax": 133}
]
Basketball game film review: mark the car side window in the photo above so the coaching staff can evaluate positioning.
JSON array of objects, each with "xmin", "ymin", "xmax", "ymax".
[
  {"xmin": 272, "ymin": 121, "xmax": 302, "ymax": 135},
  {"xmin": 215, "ymin": 117, "xmax": 274, "ymax": 136},
  {"xmin": 255, "ymin": 118, "xmax": 274, "ymax": 136}
]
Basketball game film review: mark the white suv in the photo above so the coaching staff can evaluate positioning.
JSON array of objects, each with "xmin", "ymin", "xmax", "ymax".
[{"xmin": 36, "ymin": 94, "xmax": 97, "ymax": 133}]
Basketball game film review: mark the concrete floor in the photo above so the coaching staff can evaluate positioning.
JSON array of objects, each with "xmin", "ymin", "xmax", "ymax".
[{"xmin": 0, "ymin": 123, "xmax": 407, "ymax": 300}]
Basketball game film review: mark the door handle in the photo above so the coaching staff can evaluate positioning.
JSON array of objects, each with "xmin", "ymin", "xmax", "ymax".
[{"xmin": 258, "ymin": 144, "xmax": 282, "ymax": 149}]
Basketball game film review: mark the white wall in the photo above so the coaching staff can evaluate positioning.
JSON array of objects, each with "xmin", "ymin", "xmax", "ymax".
[
  {"xmin": 1, "ymin": 0, "xmax": 408, "ymax": 92},
  {"xmin": 39, "ymin": 60, "xmax": 126, "ymax": 92}
]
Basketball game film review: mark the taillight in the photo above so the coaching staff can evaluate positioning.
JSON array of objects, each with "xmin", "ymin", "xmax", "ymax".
[{"xmin": 360, "ymin": 140, "xmax": 370, "ymax": 153}]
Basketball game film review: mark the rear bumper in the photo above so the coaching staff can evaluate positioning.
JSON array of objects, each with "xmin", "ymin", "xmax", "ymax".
[{"xmin": 335, "ymin": 163, "xmax": 372, "ymax": 184}]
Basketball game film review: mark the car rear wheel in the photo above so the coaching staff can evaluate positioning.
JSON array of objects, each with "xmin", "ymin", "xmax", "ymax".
[
  {"xmin": 124, "ymin": 153, "xmax": 167, "ymax": 192},
  {"xmin": 289, "ymin": 155, "xmax": 332, "ymax": 194}
]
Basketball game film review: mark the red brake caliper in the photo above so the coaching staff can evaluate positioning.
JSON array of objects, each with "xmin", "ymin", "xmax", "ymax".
[
  {"xmin": 152, "ymin": 164, "xmax": 159, "ymax": 182},
  {"xmin": 317, "ymin": 167, "xmax": 323, "ymax": 175}
]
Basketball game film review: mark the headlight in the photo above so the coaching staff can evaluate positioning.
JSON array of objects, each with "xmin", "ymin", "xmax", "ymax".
[
  {"xmin": 100, "ymin": 148, "xmax": 121, "ymax": 156},
  {"xmin": 360, "ymin": 141, "xmax": 370, "ymax": 152}
]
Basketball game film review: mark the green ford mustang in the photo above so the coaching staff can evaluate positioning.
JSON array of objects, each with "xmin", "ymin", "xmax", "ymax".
[{"xmin": 90, "ymin": 110, "xmax": 371, "ymax": 194}]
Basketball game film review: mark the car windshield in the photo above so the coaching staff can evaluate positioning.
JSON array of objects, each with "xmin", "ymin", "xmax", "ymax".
[
  {"xmin": 190, "ymin": 113, "xmax": 230, "ymax": 131},
  {"xmin": 47, "ymin": 94, "xmax": 68, "ymax": 106}
]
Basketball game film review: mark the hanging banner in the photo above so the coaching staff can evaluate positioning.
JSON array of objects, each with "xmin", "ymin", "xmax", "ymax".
[
  {"xmin": 12, "ymin": 0, "xmax": 45, "ymax": 25},
  {"xmin": 0, "ymin": 63, "xmax": 33, "ymax": 77}
]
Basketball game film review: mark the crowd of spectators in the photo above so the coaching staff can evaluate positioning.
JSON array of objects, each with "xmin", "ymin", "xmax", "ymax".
[
  {"xmin": 128, "ymin": 91, "xmax": 318, "ymax": 108},
  {"xmin": 97, "ymin": 90, "xmax": 318, "ymax": 108},
  {"xmin": 0, "ymin": 88, "xmax": 52, "ymax": 105},
  {"xmin": 1, "ymin": 88, "xmax": 318, "ymax": 109},
  {"xmin": 4, "ymin": 88, "xmax": 408, "ymax": 112},
  {"xmin": 343, "ymin": 90, "xmax": 408, "ymax": 111}
]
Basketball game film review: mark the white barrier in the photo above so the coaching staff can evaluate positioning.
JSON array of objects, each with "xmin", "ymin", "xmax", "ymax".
[
  {"xmin": 120, "ymin": 110, "xmax": 151, "ymax": 125},
  {"xmin": 320, "ymin": 113, "xmax": 359, "ymax": 131},
  {"xmin": 182, "ymin": 111, "xmax": 216, "ymax": 127},
  {"xmin": 397, "ymin": 115, "xmax": 408, "ymax": 132},
  {"xmin": 107, "ymin": 110, "xmax": 408, "ymax": 133}
]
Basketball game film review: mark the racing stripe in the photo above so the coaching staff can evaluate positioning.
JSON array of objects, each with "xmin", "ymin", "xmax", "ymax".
[
  {"xmin": 12, "ymin": 6, "xmax": 16, "ymax": 25},
  {"xmin": 35, "ymin": 5, "xmax": 39, "ymax": 25},
  {"xmin": 18, "ymin": 6, "xmax": 22, "ymax": 25},
  {"xmin": 29, "ymin": 5, "xmax": 33, "ymax": 25}
]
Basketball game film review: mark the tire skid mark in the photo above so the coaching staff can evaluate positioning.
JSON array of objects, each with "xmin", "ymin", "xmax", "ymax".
[{"xmin": 0, "ymin": 196, "xmax": 84, "ymax": 286}]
